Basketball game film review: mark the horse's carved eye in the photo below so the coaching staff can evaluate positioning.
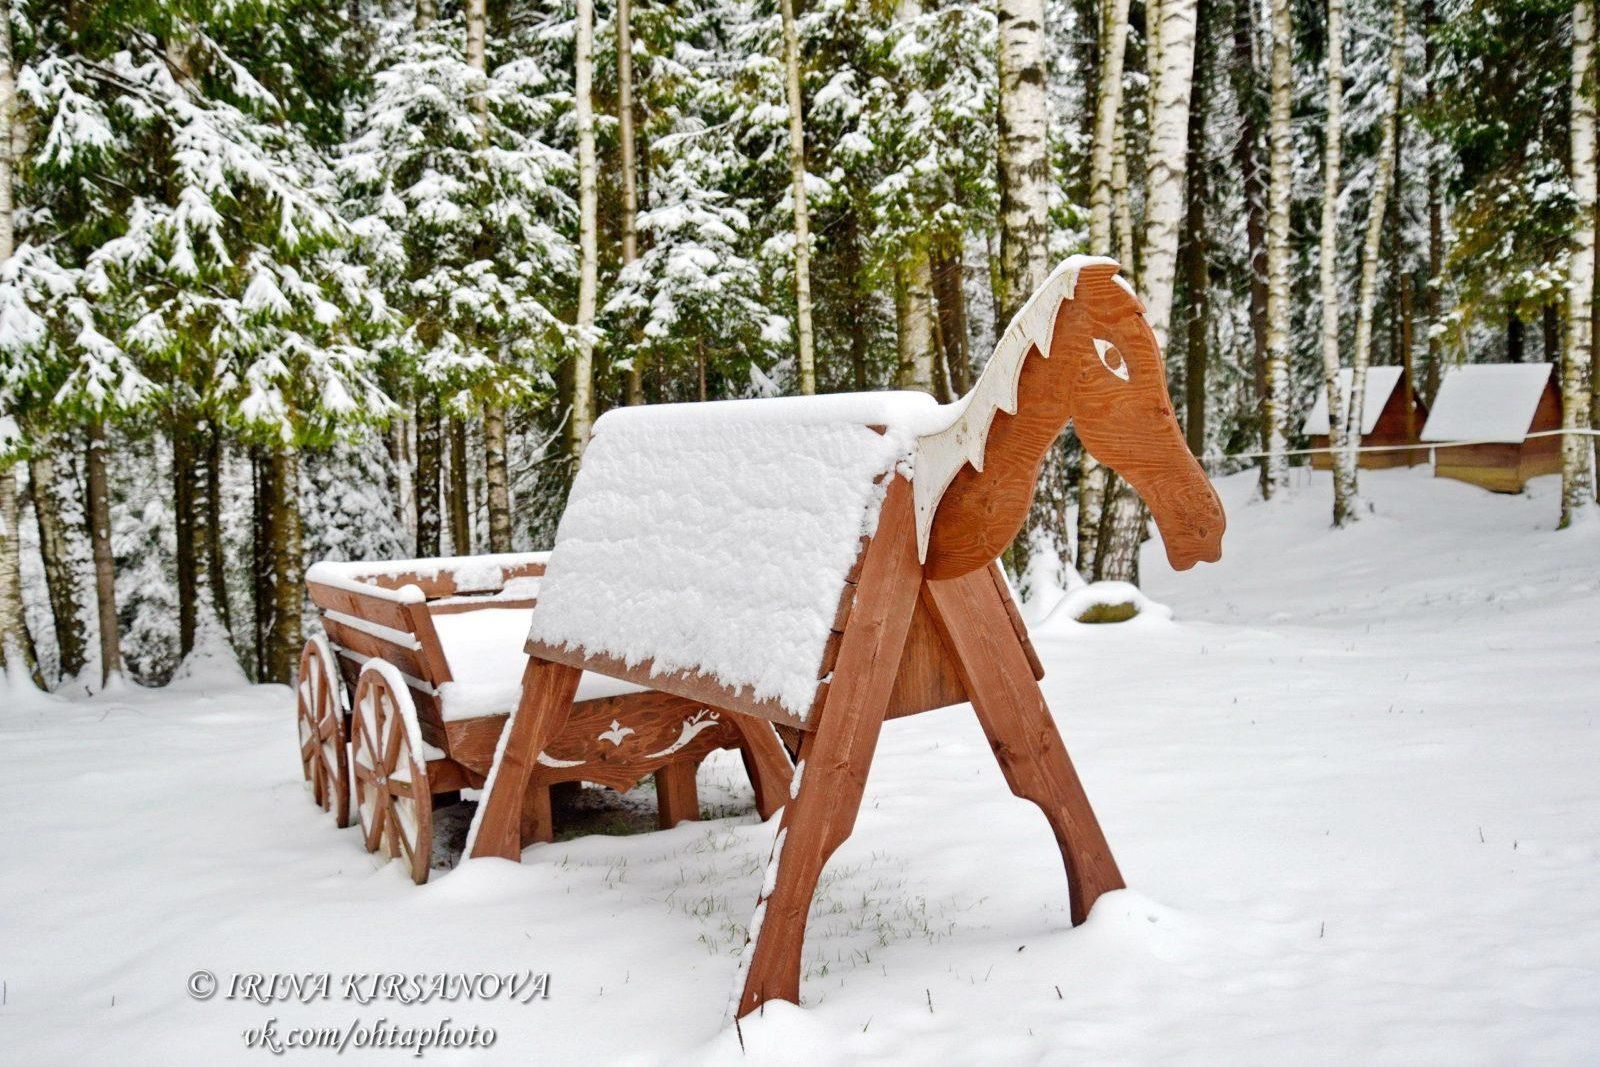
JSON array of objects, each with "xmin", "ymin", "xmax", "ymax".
[{"xmin": 1092, "ymin": 338, "xmax": 1130, "ymax": 382}]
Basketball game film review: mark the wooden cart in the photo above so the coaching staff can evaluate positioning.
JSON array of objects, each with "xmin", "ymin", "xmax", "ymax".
[{"xmin": 295, "ymin": 552, "xmax": 792, "ymax": 883}]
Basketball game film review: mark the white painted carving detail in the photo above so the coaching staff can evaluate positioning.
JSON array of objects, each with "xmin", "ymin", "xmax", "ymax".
[
  {"xmin": 1093, "ymin": 337, "xmax": 1130, "ymax": 381},
  {"xmin": 598, "ymin": 720, "xmax": 636, "ymax": 747},
  {"xmin": 642, "ymin": 709, "xmax": 722, "ymax": 760},
  {"xmin": 536, "ymin": 751, "xmax": 586, "ymax": 768}
]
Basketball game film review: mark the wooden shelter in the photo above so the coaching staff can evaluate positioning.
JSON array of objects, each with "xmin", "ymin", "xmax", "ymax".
[
  {"xmin": 1300, "ymin": 366, "xmax": 1427, "ymax": 469},
  {"xmin": 1420, "ymin": 363, "xmax": 1562, "ymax": 493},
  {"xmin": 467, "ymin": 257, "xmax": 1226, "ymax": 1020}
]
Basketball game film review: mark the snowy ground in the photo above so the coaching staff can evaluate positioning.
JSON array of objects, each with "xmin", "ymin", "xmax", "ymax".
[{"xmin": 3, "ymin": 467, "xmax": 1598, "ymax": 1064}]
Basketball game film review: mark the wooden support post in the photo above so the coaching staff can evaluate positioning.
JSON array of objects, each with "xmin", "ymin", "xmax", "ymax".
[
  {"xmin": 923, "ymin": 569, "xmax": 1125, "ymax": 925},
  {"xmin": 731, "ymin": 716, "xmax": 795, "ymax": 820},
  {"xmin": 655, "ymin": 760, "xmax": 700, "ymax": 829},
  {"xmin": 735, "ymin": 479, "xmax": 923, "ymax": 1018},
  {"xmin": 519, "ymin": 785, "xmax": 555, "ymax": 845},
  {"xmin": 468, "ymin": 657, "xmax": 581, "ymax": 860}
]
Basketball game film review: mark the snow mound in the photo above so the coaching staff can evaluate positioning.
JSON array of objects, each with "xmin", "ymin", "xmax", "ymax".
[
  {"xmin": 1041, "ymin": 581, "xmax": 1174, "ymax": 626},
  {"xmin": 0, "ymin": 670, "xmax": 63, "ymax": 713},
  {"xmin": 168, "ymin": 610, "xmax": 248, "ymax": 690},
  {"xmin": 528, "ymin": 395, "xmax": 939, "ymax": 718}
]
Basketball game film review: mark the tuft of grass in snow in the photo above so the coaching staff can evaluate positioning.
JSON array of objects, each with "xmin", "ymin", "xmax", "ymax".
[{"xmin": 1075, "ymin": 601, "xmax": 1140, "ymax": 624}]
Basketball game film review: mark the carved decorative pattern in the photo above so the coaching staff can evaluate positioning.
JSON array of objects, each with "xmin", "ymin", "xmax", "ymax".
[
  {"xmin": 598, "ymin": 719, "xmax": 636, "ymax": 746},
  {"xmin": 643, "ymin": 709, "xmax": 723, "ymax": 760}
]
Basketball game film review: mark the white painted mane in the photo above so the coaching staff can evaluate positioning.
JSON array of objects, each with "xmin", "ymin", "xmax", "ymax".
[{"xmin": 911, "ymin": 255, "xmax": 1125, "ymax": 561}]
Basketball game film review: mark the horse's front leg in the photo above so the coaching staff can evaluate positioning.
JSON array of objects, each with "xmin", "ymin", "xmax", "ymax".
[{"xmin": 924, "ymin": 569, "xmax": 1125, "ymax": 925}]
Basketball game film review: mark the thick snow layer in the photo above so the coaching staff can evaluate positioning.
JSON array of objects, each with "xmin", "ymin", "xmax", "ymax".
[
  {"xmin": 431, "ymin": 607, "xmax": 648, "ymax": 719},
  {"xmin": 4, "ymin": 467, "xmax": 1599, "ymax": 1063},
  {"xmin": 306, "ymin": 551, "xmax": 551, "ymax": 596},
  {"xmin": 1300, "ymin": 366, "xmax": 1405, "ymax": 436},
  {"xmin": 1420, "ymin": 362, "xmax": 1554, "ymax": 444},
  {"xmin": 592, "ymin": 389, "xmax": 945, "ymax": 433},
  {"xmin": 528, "ymin": 398, "xmax": 932, "ymax": 717}
]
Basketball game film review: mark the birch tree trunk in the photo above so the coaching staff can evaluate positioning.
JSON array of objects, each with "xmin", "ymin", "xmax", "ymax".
[
  {"xmin": 1562, "ymin": 0, "xmax": 1598, "ymax": 526},
  {"xmin": 1230, "ymin": 0, "xmax": 1271, "ymax": 424},
  {"xmin": 1111, "ymin": 118, "xmax": 1136, "ymax": 265},
  {"xmin": 997, "ymin": 0, "xmax": 1050, "ymax": 325},
  {"xmin": 1096, "ymin": 0, "xmax": 1198, "ymax": 586},
  {"xmin": 481, "ymin": 405, "xmax": 511, "ymax": 550},
  {"xmin": 388, "ymin": 417, "xmax": 416, "ymax": 544},
  {"xmin": 1139, "ymin": 0, "xmax": 1197, "ymax": 349},
  {"xmin": 265, "ymin": 446, "xmax": 302, "ymax": 684},
  {"xmin": 0, "ymin": 12, "xmax": 37, "ymax": 688},
  {"xmin": 1422, "ymin": 0, "xmax": 1443, "ymax": 405},
  {"xmin": 465, "ymin": 0, "xmax": 513, "ymax": 546},
  {"xmin": 1344, "ymin": 0, "xmax": 1407, "ymax": 502},
  {"xmin": 1261, "ymin": 0, "xmax": 1294, "ymax": 497},
  {"xmin": 892, "ymin": 0, "xmax": 938, "ymax": 394},
  {"xmin": 85, "ymin": 420, "xmax": 123, "ymax": 686},
  {"xmin": 1317, "ymin": 0, "xmax": 1357, "ymax": 526},
  {"xmin": 571, "ymin": 0, "xmax": 600, "ymax": 448},
  {"xmin": 619, "ymin": 0, "xmax": 645, "ymax": 406},
  {"xmin": 780, "ymin": 0, "xmax": 817, "ymax": 394},
  {"xmin": 1079, "ymin": 0, "xmax": 1128, "ymax": 580},
  {"xmin": 1077, "ymin": 462, "xmax": 1108, "ymax": 580},
  {"xmin": 1089, "ymin": 0, "xmax": 1132, "ymax": 252},
  {"xmin": 0, "ymin": 465, "xmax": 37, "ymax": 687},
  {"xmin": 894, "ymin": 246, "xmax": 937, "ymax": 392},
  {"xmin": 28, "ymin": 450, "xmax": 87, "ymax": 680}
]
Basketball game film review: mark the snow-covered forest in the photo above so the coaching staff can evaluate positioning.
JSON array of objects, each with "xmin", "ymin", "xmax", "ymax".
[{"xmin": 0, "ymin": 0, "xmax": 1597, "ymax": 694}]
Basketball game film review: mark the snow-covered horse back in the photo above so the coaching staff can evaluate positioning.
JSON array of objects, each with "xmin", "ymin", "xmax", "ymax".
[{"xmin": 468, "ymin": 256, "xmax": 1225, "ymax": 1021}]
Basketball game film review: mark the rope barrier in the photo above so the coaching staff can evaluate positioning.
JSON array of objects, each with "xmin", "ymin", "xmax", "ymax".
[{"xmin": 1208, "ymin": 427, "xmax": 1600, "ymax": 464}]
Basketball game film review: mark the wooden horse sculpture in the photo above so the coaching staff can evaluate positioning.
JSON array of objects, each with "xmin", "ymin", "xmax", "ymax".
[{"xmin": 466, "ymin": 256, "xmax": 1225, "ymax": 1020}]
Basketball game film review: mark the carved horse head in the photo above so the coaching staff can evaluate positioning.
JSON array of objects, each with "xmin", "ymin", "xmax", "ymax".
[{"xmin": 915, "ymin": 257, "xmax": 1226, "ymax": 580}]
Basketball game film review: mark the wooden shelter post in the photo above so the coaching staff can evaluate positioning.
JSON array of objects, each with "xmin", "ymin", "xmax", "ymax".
[
  {"xmin": 470, "ymin": 658, "xmax": 581, "ymax": 860},
  {"xmin": 734, "ymin": 478, "xmax": 925, "ymax": 1016}
]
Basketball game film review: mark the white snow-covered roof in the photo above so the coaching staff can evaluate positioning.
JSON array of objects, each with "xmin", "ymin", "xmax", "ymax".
[
  {"xmin": 1420, "ymin": 363, "xmax": 1554, "ymax": 444},
  {"xmin": 526, "ymin": 392, "xmax": 942, "ymax": 719},
  {"xmin": 1301, "ymin": 367, "xmax": 1406, "ymax": 436}
]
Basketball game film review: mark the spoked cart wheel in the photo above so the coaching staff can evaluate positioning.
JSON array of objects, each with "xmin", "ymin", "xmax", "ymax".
[
  {"xmin": 350, "ymin": 663, "xmax": 434, "ymax": 884},
  {"xmin": 296, "ymin": 636, "xmax": 350, "ymax": 828}
]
